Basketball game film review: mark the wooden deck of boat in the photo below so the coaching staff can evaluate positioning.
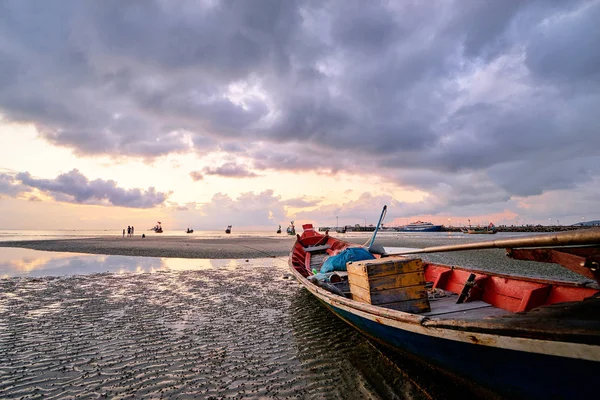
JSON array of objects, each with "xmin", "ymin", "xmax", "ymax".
[
  {"xmin": 411, "ymin": 289, "xmax": 600, "ymax": 344},
  {"xmin": 423, "ymin": 296, "xmax": 511, "ymax": 320},
  {"xmin": 425, "ymin": 296, "xmax": 600, "ymax": 344}
]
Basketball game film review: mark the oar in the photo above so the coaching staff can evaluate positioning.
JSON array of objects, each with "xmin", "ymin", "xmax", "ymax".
[{"xmin": 385, "ymin": 228, "xmax": 600, "ymax": 256}]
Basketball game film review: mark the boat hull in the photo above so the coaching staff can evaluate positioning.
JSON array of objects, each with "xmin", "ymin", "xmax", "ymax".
[
  {"xmin": 323, "ymin": 300, "xmax": 597, "ymax": 399},
  {"xmin": 398, "ymin": 225, "xmax": 442, "ymax": 232}
]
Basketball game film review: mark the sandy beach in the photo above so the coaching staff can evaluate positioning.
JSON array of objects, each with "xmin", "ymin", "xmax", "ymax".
[
  {"xmin": 0, "ymin": 235, "xmax": 389, "ymax": 259},
  {"xmin": 0, "ymin": 233, "xmax": 585, "ymax": 281}
]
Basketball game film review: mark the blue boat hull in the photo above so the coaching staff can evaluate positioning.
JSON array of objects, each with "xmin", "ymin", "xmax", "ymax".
[
  {"xmin": 325, "ymin": 302, "xmax": 599, "ymax": 399},
  {"xmin": 398, "ymin": 225, "xmax": 442, "ymax": 232}
]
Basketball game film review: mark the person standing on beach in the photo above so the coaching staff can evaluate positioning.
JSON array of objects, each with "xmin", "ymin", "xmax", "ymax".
[
  {"xmin": 127, "ymin": 226, "xmax": 131, "ymax": 237},
  {"xmin": 132, "ymin": 226, "xmax": 135, "ymax": 237},
  {"xmin": 123, "ymin": 228, "xmax": 125, "ymax": 238}
]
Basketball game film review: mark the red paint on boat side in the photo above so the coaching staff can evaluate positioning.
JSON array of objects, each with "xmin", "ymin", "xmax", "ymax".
[
  {"xmin": 518, "ymin": 285, "xmax": 552, "ymax": 312},
  {"xmin": 290, "ymin": 224, "xmax": 349, "ymax": 276},
  {"xmin": 545, "ymin": 286, "xmax": 599, "ymax": 305},
  {"xmin": 423, "ymin": 262, "xmax": 599, "ymax": 312}
]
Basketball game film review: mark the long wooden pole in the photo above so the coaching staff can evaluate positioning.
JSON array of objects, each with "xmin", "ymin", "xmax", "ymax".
[
  {"xmin": 387, "ymin": 228, "xmax": 600, "ymax": 256},
  {"xmin": 368, "ymin": 205, "xmax": 387, "ymax": 248}
]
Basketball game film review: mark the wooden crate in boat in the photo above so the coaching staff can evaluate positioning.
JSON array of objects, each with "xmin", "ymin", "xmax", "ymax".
[{"xmin": 347, "ymin": 257, "xmax": 431, "ymax": 313}]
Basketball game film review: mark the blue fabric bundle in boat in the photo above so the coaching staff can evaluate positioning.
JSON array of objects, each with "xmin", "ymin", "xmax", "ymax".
[{"xmin": 320, "ymin": 247, "xmax": 375, "ymax": 273}]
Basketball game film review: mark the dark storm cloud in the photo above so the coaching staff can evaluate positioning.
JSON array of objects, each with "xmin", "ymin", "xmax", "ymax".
[
  {"xmin": 487, "ymin": 158, "xmax": 598, "ymax": 197},
  {"xmin": 14, "ymin": 169, "xmax": 167, "ymax": 208},
  {"xmin": 1, "ymin": 0, "xmax": 599, "ymax": 218},
  {"xmin": 525, "ymin": 1, "xmax": 600, "ymax": 84}
]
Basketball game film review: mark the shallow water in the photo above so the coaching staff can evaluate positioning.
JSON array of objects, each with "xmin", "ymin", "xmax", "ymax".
[{"xmin": 0, "ymin": 249, "xmax": 480, "ymax": 399}]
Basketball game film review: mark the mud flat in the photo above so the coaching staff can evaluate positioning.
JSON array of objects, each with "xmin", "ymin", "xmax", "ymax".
[
  {"xmin": 0, "ymin": 236, "xmax": 401, "ymax": 259},
  {"xmin": 0, "ymin": 260, "xmax": 454, "ymax": 399},
  {"xmin": 0, "ymin": 237, "xmax": 298, "ymax": 259}
]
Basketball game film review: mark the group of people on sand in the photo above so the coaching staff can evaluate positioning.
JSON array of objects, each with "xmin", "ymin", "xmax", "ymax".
[{"xmin": 123, "ymin": 225, "xmax": 135, "ymax": 238}]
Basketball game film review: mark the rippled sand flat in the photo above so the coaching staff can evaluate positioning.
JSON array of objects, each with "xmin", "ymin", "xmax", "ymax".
[{"xmin": 0, "ymin": 259, "xmax": 454, "ymax": 399}]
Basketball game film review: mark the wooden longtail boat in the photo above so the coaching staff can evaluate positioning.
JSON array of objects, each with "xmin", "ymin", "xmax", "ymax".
[
  {"xmin": 465, "ymin": 222, "xmax": 497, "ymax": 234},
  {"xmin": 289, "ymin": 225, "xmax": 600, "ymax": 399},
  {"xmin": 465, "ymin": 228, "xmax": 497, "ymax": 234}
]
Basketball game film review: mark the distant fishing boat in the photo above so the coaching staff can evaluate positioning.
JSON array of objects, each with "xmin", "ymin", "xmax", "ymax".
[
  {"xmin": 287, "ymin": 221, "xmax": 296, "ymax": 235},
  {"xmin": 397, "ymin": 221, "xmax": 442, "ymax": 232},
  {"xmin": 465, "ymin": 222, "xmax": 497, "ymax": 234},
  {"xmin": 186, "ymin": 228, "xmax": 194, "ymax": 234},
  {"xmin": 152, "ymin": 222, "xmax": 163, "ymax": 233},
  {"xmin": 225, "ymin": 225, "xmax": 232, "ymax": 234},
  {"xmin": 289, "ymin": 225, "xmax": 600, "ymax": 399}
]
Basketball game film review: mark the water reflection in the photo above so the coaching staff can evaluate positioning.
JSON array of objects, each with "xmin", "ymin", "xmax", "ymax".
[{"xmin": 0, "ymin": 248, "xmax": 247, "ymax": 278}]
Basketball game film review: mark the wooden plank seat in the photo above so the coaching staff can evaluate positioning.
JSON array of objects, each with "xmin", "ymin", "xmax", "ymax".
[
  {"xmin": 422, "ymin": 297, "xmax": 511, "ymax": 320},
  {"xmin": 305, "ymin": 244, "xmax": 331, "ymax": 252}
]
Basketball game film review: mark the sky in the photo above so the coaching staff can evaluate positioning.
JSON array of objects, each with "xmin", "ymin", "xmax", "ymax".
[{"xmin": 1, "ymin": 0, "xmax": 599, "ymax": 231}]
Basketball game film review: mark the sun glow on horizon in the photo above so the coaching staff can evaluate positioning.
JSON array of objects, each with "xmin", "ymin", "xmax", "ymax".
[{"xmin": 1, "ymin": 120, "xmax": 433, "ymax": 229}]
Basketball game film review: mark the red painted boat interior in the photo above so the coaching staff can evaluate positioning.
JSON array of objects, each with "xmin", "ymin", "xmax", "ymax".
[
  {"xmin": 290, "ymin": 224, "xmax": 599, "ymax": 314},
  {"xmin": 291, "ymin": 225, "xmax": 354, "ymax": 276},
  {"xmin": 423, "ymin": 263, "xmax": 598, "ymax": 312}
]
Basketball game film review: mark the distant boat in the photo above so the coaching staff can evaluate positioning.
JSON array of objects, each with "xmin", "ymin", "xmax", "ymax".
[
  {"xmin": 289, "ymin": 225, "xmax": 600, "ymax": 399},
  {"xmin": 465, "ymin": 223, "xmax": 497, "ymax": 234},
  {"xmin": 225, "ymin": 225, "xmax": 232, "ymax": 234},
  {"xmin": 286, "ymin": 221, "xmax": 296, "ymax": 235},
  {"xmin": 152, "ymin": 222, "xmax": 163, "ymax": 233},
  {"xmin": 186, "ymin": 228, "xmax": 194, "ymax": 234},
  {"xmin": 397, "ymin": 221, "xmax": 442, "ymax": 232},
  {"xmin": 277, "ymin": 225, "xmax": 282, "ymax": 234}
]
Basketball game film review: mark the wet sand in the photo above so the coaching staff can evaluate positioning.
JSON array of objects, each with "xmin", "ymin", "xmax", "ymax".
[
  {"xmin": 0, "ymin": 237, "xmax": 296, "ymax": 259},
  {"xmin": 0, "ymin": 236, "xmax": 389, "ymax": 259},
  {"xmin": 0, "ymin": 260, "xmax": 464, "ymax": 399}
]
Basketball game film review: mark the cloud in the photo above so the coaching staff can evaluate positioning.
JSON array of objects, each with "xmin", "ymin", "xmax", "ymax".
[
  {"xmin": 283, "ymin": 197, "xmax": 321, "ymax": 208},
  {"xmin": 525, "ymin": 1, "xmax": 600, "ymax": 84},
  {"xmin": 14, "ymin": 169, "xmax": 167, "ymax": 208},
  {"xmin": 0, "ymin": 173, "xmax": 30, "ymax": 197},
  {"xmin": 202, "ymin": 162, "xmax": 259, "ymax": 178},
  {"xmin": 1, "ymin": 0, "xmax": 600, "ymax": 220},
  {"xmin": 171, "ymin": 190, "xmax": 286, "ymax": 228},
  {"xmin": 189, "ymin": 171, "xmax": 204, "ymax": 181}
]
